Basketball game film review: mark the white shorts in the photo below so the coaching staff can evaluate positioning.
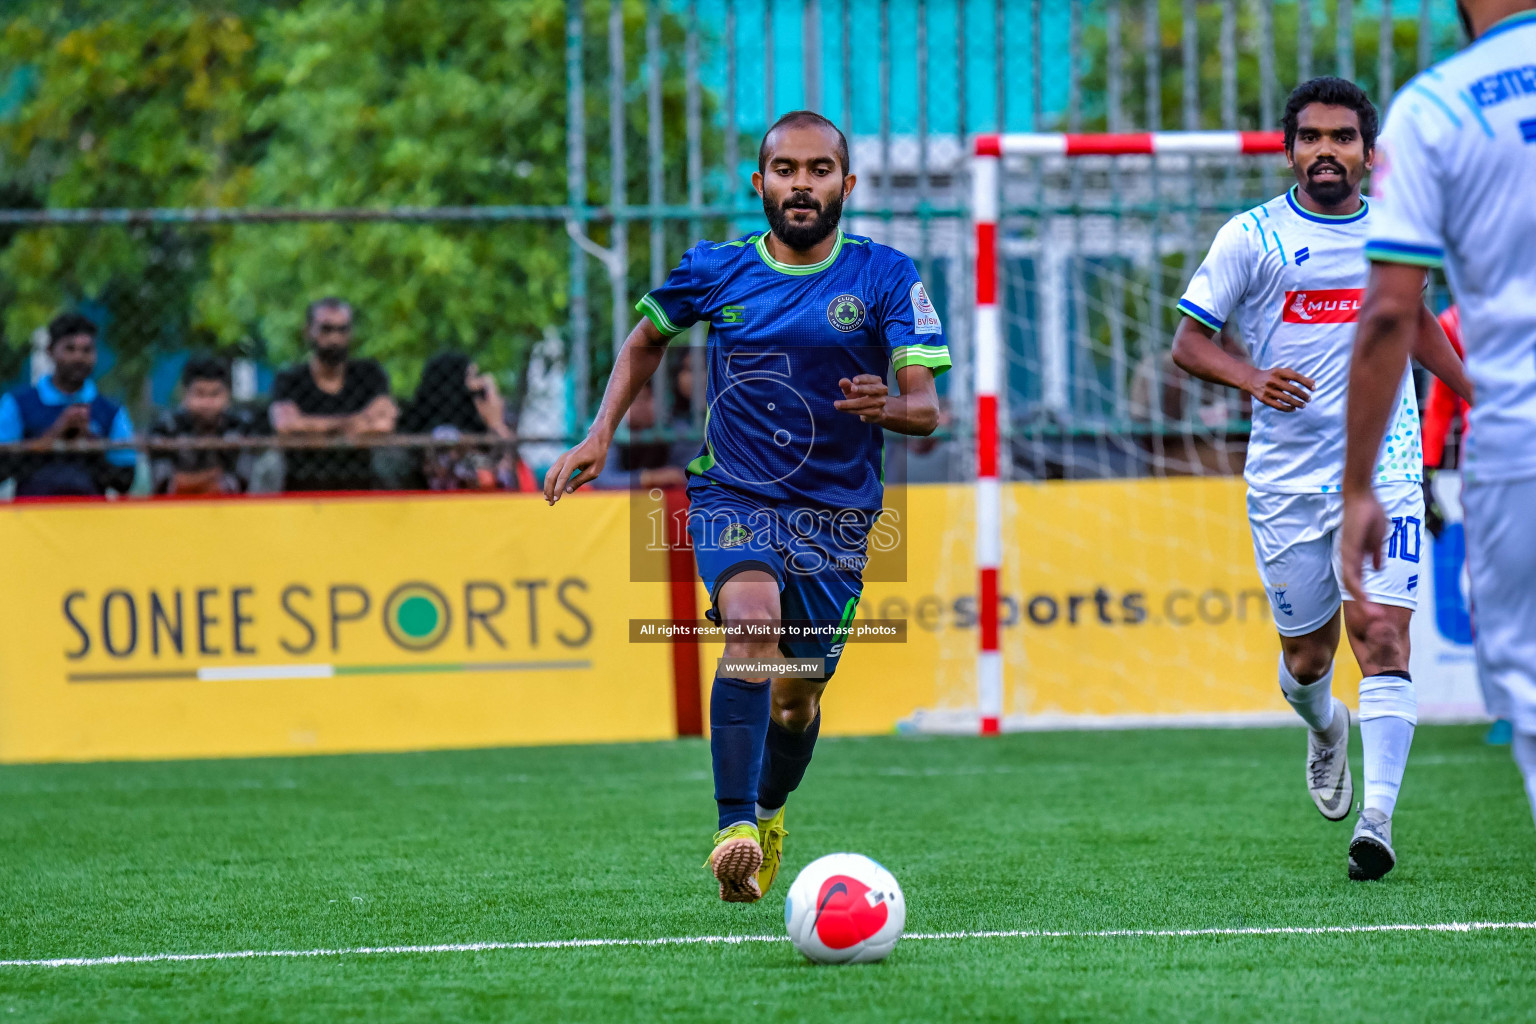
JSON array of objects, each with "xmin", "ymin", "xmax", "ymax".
[
  {"xmin": 1247, "ymin": 481, "xmax": 1424, "ymax": 637},
  {"xmin": 1464, "ymin": 476, "xmax": 1536, "ymax": 735}
]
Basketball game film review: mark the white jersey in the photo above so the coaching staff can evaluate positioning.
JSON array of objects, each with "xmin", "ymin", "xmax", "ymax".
[
  {"xmin": 1178, "ymin": 187, "xmax": 1421, "ymax": 493},
  {"xmin": 1366, "ymin": 9, "xmax": 1536, "ymax": 485}
]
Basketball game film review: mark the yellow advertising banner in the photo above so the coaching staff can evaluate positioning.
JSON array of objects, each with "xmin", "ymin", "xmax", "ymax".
[
  {"xmin": 702, "ymin": 478, "xmax": 1360, "ymax": 733},
  {"xmin": 1, "ymin": 478, "xmax": 1360, "ymax": 763},
  {"xmin": 0, "ymin": 493, "xmax": 675, "ymax": 763}
]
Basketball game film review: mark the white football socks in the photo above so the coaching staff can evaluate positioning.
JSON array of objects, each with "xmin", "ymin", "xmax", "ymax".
[
  {"xmin": 1513, "ymin": 731, "xmax": 1536, "ymax": 827},
  {"xmin": 1279, "ymin": 654, "xmax": 1336, "ymax": 732},
  {"xmin": 1358, "ymin": 673, "xmax": 1418, "ymax": 818},
  {"xmin": 755, "ymin": 802, "xmax": 782, "ymax": 822}
]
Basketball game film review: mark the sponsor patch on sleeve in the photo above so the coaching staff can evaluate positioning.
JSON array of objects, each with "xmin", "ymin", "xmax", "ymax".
[{"xmin": 910, "ymin": 282, "xmax": 942, "ymax": 335}]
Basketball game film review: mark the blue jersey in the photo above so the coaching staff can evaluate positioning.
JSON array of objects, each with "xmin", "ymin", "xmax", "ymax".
[{"xmin": 636, "ymin": 228, "xmax": 950, "ymax": 512}]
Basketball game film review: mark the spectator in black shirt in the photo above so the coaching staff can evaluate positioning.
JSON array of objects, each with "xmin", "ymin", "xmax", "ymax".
[
  {"xmin": 269, "ymin": 297, "xmax": 397, "ymax": 491},
  {"xmin": 148, "ymin": 355, "xmax": 258, "ymax": 495}
]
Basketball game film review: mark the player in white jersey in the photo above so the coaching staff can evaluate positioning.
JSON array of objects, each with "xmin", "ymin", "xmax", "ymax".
[
  {"xmin": 1342, "ymin": 1, "xmax": 1536, "ymax": 830},
  {"xmin": 1172, "ymin": 78, "xmax": 1473, "ymax": 880}
]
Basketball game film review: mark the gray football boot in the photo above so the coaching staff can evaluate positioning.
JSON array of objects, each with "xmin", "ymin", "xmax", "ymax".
[
  {"xmin": 1348, "ymin": 808, "xmax": 1396, "ymax": 881},
  {"xmin": 1307, "ymin": 698, "xmax": 1353, "ymax": 821}
]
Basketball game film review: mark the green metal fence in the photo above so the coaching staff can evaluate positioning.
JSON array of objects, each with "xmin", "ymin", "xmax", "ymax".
[{"xmin": 0, "ymin": 0, "xmax": 1469, "ymax": 490}]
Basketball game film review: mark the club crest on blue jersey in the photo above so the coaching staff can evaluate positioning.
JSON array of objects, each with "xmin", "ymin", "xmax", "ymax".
[
  {"xmin": 720, "ymin": 524, "xmax": 753, "ymax": 548},
  {"xmin": 827, "ymin": 294, "xmax": 867, "ymax": 333}
]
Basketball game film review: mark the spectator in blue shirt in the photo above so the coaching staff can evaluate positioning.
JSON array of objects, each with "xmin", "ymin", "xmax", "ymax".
[{"xmin": 0, "ymin": 313, "xmax": 136, "ymax": 496}]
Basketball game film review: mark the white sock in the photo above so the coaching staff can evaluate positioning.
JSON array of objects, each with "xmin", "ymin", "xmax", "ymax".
[
  {"xmin": 1359, "ymin": 673, "xmax": 1417, "ymax": 818},
  {"xmin": 1513, "ymin": 731, "xmax": 1536, "ymax": 827},
  {"xmin": 1279, "ymin": 654, "xmax": 1335, "ymax": 732},
  {"xmin": 754, "ymin": 802, "xmax": 781, "ymax": 821}
]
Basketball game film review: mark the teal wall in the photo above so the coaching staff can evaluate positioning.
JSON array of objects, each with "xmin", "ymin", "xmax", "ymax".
[{"xmin": 691, "ymin": 0, "xmax": 1467, "ymax": 137}]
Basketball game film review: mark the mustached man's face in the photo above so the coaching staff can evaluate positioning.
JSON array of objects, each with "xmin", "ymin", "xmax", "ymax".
[
  {"xmin": 307, "ymin": 307, "xmax": 353, "ymax": 367},
  {"xmin": 1287, "ymin": 103, "xmax": 1371, "ymax": 208},
  {"xmin": 752, "ymin": 124, "xmax": 856, "ymax": 251},
  {"xmin": 49, "ymin": 333, "xmax": 97, "ymax": 392}
]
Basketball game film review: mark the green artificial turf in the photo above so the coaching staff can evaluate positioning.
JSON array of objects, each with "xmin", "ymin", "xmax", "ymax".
[{"xmin": 1, "ymin": 725, "xmax": 1533, "ymax": 1022}]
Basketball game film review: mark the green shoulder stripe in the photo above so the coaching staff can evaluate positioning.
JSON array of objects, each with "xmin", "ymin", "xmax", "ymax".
[
  {"xmin": 635, "ymin": 294, "xmax": 682, "ymax": 337},
  {"xmin": 893, "ymin": 351, "xmax": 952, "ymax": 376},
  {"xmin": 1174, "ymin": 299, "xmax": 1222, "ymax": 333}
]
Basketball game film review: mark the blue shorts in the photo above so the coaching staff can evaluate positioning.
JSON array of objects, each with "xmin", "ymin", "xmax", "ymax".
[{"xmin": 687, "ymin": 484, "xmax": 868, "ymax": 679}]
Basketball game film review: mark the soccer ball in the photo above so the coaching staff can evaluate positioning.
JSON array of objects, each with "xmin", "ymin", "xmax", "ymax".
[{"xmin": 783, "ymin": 853, "xmax": 906, "ymax": 964}]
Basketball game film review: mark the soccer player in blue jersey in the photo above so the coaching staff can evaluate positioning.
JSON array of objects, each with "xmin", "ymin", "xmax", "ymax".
[{"xmin": 544, "ymin": 111, "xmax": 947, "ymax": 902}]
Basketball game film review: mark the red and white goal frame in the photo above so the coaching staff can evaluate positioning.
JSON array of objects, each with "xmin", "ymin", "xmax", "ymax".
[{"xmin": 968, "ymin": 130, "xmax": 1285, "ymax": 735}]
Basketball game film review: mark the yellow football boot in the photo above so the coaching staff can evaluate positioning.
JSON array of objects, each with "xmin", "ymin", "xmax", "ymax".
[
  {"xmin": 755, "ymin": 806, "xmax": 788, "ymax": 897},
  {"xmin": 705, "ymin": 823, "xmax": 763, "ymax": 903}
]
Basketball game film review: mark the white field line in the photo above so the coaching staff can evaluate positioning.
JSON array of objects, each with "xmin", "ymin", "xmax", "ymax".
[{"xmin": 3, "ymin": 921, "xmax": 1533, "ymax": 969}]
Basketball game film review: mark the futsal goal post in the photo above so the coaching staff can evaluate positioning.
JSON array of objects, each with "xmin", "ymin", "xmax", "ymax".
[{"xmin": 959, "ymin": 130, "xmax": 1289, "ymax": 736}]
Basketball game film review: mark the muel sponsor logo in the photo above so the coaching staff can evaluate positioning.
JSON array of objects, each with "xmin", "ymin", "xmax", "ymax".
[{"xmin": 1283, "ymin": 289, "xmax": 1365, "ymax": 324}]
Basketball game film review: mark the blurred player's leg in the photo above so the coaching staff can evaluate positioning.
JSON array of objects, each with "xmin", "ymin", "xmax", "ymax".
[
  {"xmin": 1514, "ymin": 731, "xmax": 1536, "ymax": 825},
  {"xmin": 1463, "ymin": 478, "xmax": 1536, "ymax": 827},
  {"xmin": 705, "ymin": 570, "xmax": 782, "ymax": 903}
]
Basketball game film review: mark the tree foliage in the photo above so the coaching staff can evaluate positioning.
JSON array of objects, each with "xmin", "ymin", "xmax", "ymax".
[
  {"xmin": 0, "ymin": 6, "xmax": 262, "ymax": 389},
  {"xmin": 0, "ymin": 0, "xmax": 713, "ymax": 404}
]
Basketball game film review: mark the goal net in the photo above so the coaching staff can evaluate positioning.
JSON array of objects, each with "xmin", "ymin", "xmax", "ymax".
[{"xmin": 903, "ymin": 131, "xmax": 1315, "ymax": 734}]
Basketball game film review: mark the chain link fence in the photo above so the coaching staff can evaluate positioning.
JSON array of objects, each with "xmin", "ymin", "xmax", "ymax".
[{"xmin": 0, "ymin": 0, "xmax": 1468, "ymax": 497}]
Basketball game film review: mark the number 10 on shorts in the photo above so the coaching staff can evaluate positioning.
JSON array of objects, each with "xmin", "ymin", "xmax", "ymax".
[{"xmin": 1387, "ymin": 516, "xmax": 1422, "ymax": 563}]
